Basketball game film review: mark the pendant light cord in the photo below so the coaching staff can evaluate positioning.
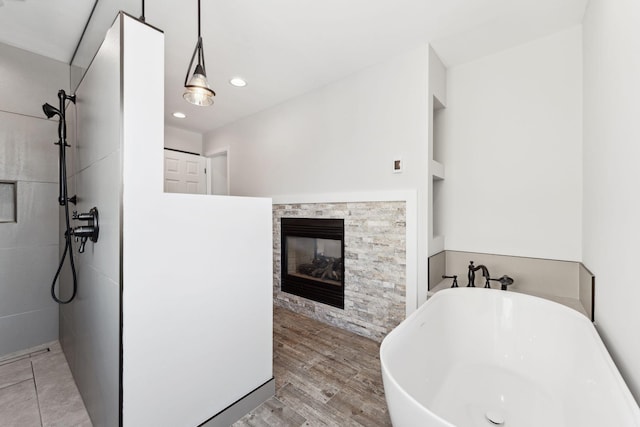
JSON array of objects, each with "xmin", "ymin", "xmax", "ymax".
[
  {"xmin": 197, "ymin": 0, "xmax": 201, "ymax": 38},
  {"xmin": 197, "ymin": 0, "xmax": 205, "ymax": 70}
]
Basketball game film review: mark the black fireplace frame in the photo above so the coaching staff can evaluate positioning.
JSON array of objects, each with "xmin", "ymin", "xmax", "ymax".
[{"xmin": 281, "ymin": 217, "xmax": 345, "ymax": 309}]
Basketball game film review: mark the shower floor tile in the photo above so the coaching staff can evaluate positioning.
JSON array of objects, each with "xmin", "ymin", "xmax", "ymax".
[
  {"xmin": 0, "ymin": 341, "xmax": 92, "ymax": 427},
  {"xmin": 0, "ymin": 358, "xmax": 33, "ymax": 390}
]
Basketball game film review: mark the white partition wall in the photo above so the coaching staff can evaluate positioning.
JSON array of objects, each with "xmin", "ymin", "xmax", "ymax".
[
  {"xmin": 120, "ymin": 15, "xmax": 273, "ymax": 427},
  {"xmin": 61, "ymin": 13, "xmax": 273, "ymax": 426}
]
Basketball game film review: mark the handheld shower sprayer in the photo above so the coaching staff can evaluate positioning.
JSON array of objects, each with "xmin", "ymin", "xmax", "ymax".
[
  {"xmin": 43, "ymin": 90, "xmax": 98, "ymax": 304},
  {"xmin": 42, "ymin": 103, "xmax": 60, "ymax": 119}
]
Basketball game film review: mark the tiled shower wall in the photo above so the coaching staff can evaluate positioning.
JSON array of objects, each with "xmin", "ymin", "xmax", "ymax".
[
  {"xmin": 58, "ymin": 20, "xmax": 122, "ymax": 427},
  {"xmin": 0, "ymin": 42, "xmax": 69, "ymax": 356},
  {"xmin": 273, "ymin": 201, "xmax": 406, "ymax": 342}
]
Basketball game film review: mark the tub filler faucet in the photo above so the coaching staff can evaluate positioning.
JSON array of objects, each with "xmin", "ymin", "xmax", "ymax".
[
  {"xmin": 467, "ymin": 261, "xmax": 491, "ymax": 288},
  {"xmin": 466, "ymin": 261, "xmax": 514, "ymax": 291}
]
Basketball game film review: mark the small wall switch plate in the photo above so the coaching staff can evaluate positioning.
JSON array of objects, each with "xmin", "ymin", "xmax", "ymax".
[{"xmin": 393, "ymin": 158, "xmax": 403, "ymax": 174}]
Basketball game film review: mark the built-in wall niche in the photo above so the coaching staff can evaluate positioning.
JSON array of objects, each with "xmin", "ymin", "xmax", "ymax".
[
  {"xmin": 0, "ymin": 181, "xmax": 17, "ymax": 223},
  {"xmin": 430, "ymin": 95, "xmax": 446, "ymax": 254},
  {"xmin": 433, "ymin": 178, "xmax": 444, "ymax": 239},
  {"xmin": 433, "ymin": 96, "xmax": 446, "ymax": 165}
]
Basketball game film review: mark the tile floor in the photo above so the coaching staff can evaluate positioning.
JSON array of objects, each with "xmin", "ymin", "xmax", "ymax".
[
  {"xmin": 0, "ymin": 307, "xmax": 390, "ymax": 427},
  {"xmin": 0, "ymin": 341, "xmax": 91, "ymax": 427},
  {"xmin": 234, "ymin": 307, "xmax": 392, "ymax": 426}
]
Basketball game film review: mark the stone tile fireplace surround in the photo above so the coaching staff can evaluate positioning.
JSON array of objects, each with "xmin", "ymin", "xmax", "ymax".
[{"xmin": 273, "ymin": 200, "xmax": 407, "ymax": 342}]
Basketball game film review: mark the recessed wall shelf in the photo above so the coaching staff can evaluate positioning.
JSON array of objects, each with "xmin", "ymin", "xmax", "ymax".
[
  {"xmin": 427, "ymin": 47, "xmax": 447, "ymax": 275},
  {"xmin": 431, "ymin": 160, "xmax": 445, "ymax": 181},
  {"xmin": 0, "ymin": 181, "xmax": 17, "ymax": 223}
]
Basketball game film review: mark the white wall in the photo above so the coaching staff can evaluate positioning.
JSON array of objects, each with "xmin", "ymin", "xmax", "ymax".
[
  {"xmin": 204, "ymin": 46, "xmax": 429, "ymax": 198},
  {"xmin": 583, "ymin": 0, "xmax": 640, "ymax": 402},
  {"xmin": 437, "ymin": 27, "xmax": 583, "ymax": 261},
  {"xmin": 164, "ymin": 124, "xmax": 203, "ymax": 154},
  {"xmin": 205, "ymin": 45, "xmax": 431, "ymax": 303},
  {"xmin": 122, "ymin": 17, "xmax": 273, "ymax": 426},
  {"xmin": 0, "ymin": 42, "xmax": 68, "ymax": 356}
]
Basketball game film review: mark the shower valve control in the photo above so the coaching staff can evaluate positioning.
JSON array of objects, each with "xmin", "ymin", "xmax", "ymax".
[{"xmin": 72, "ymin": 207, "xmax": 99, "ymax": 253}]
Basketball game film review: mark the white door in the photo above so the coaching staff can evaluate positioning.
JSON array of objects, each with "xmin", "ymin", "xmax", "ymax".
[{"xmin": 164, "ymin": 149, "xmax": 207, "ymax": 194}]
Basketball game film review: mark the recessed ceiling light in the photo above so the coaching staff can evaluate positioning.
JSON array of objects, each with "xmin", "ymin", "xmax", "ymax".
[
  {"xmin": 229, "ymin": 77, "xmax": 247, "ymax": 87},
  {"xmin": 173, "ymin": 112, "xmax": 186, "ymax": 119}
]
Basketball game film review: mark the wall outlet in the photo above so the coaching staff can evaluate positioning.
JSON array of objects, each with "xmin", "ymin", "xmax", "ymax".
[{"xmin": 393, "ymin": 158, "xmax": 403, "ymax": 173}]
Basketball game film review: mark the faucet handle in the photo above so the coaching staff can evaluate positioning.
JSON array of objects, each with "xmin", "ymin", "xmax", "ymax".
[
  {"xmin": 467, "ymin": 261, "xmax": 475, "ymax": 287},
  {"xmin": 442, "ymin": 275, "xmax": 458, "ymax": 288},
  {"xmin": 490, "ymin": 275, "xmax": 514, "ymax": 291},
  {"xmin": 78, "ymin": 237, "xmax": 87, "ymax": 254}
]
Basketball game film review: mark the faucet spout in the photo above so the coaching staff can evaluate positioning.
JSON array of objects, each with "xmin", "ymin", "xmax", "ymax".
[{"xmin": 467, "ymin": 261, "xmax": 491, "ymax": 288}]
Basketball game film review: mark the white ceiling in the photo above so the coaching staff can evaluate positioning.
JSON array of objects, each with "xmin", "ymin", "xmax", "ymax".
[
  {"xmin": 0, "ymin": 0, "xmax": 589, "ymax": 134},
  {"xmin": 0, "ymin": 0, "xmax": 95, "ymax": 63}
]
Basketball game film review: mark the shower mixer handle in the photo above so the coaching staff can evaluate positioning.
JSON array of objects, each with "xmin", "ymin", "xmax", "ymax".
[
  {"xmin": 72, "ymin": 225, "xmax": 96, "ymax": 237},
  {"xmin": 73, "ymin": 211, "xmax": 94, "ymax": 221},
  {"xmin": 71, "ymin": 207, "xmax": 99, "ymax": 253}
]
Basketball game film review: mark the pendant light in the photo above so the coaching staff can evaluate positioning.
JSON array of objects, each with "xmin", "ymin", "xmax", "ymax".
[{"xmin": 183, "ymin": 0, "xmax": 215, "ymax": 106}]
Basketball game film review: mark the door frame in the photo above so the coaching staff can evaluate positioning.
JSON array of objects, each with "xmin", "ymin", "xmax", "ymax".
[{"xmin": 205, "ymin": 147, "xmax": 230, "ymax": 196}]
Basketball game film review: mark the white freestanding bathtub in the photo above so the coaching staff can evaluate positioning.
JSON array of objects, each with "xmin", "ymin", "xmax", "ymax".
[{"xmin": 380, "ymin": 288, "xmax": 640, "ymax": 427}]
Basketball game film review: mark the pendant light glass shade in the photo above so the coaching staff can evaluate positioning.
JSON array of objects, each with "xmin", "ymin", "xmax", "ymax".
[
  {"xmin": 184, "ymin": 64, "xmax": 215, "ymax": 106},
  {"xmin": 183, "ymin": 0, "xmax": 215, "ymax": 107}
]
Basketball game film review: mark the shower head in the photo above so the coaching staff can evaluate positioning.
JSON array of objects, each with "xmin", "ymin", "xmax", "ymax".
[{"xmin": 42, "ymin": 103, "xmax": 61, "ymax": 119}]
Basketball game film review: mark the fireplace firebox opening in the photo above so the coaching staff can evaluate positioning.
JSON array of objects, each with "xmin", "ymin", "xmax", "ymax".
[{"xmin": 281, "ymin": 218, "xmax": 345, "ymax": 309}]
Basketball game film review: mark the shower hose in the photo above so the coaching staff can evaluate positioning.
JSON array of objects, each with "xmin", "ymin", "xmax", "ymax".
[{"xmin": 50, "ymin": 158, "xmax": 78, "ymax": 304}]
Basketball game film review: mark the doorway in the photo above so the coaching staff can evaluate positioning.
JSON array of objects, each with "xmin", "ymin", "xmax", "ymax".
[{"xmin": 207, "ymin": 149, "xmax": 229, "ymax": 196}]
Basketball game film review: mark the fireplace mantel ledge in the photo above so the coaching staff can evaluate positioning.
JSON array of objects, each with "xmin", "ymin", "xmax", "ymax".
[{"xmin": 271, "ymin": 190, "xmax": 417, "ymax": 205}]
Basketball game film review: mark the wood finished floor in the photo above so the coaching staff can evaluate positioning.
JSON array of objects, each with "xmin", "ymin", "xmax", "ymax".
[{"xmin": 234, "ymin": 307, "xmax": 392, "ymax": 427}]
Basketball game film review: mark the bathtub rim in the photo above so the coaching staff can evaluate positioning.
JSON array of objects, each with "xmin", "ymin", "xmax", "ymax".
[{"xmin": 380, "ymin": 287, "xmax": 640, "ymax": 426}]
